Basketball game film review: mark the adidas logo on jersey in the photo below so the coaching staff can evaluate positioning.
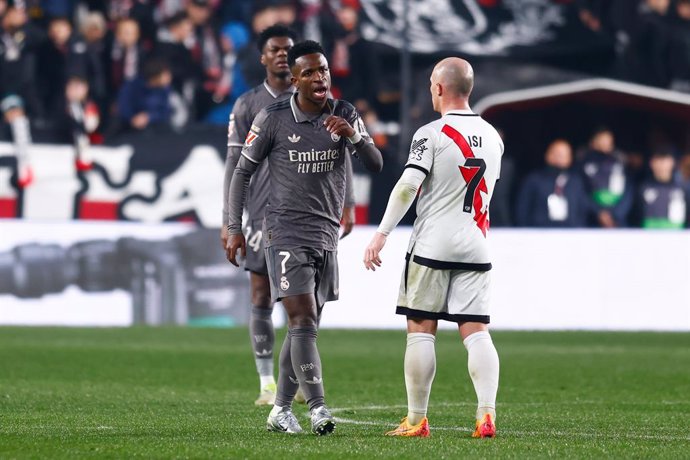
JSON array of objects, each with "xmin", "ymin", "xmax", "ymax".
[{"xmin": 288, "ymin": 134, "xmax": 301, "ymax": 143}]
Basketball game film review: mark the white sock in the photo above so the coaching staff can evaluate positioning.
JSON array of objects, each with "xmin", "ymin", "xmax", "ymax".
[
  {"xmin": 404, "ymin": 332, "xmax": 436, "ymax": 425},
  {"xmin": 260, "ymin": 374, "xmax": 275, "ymax": 390},
  {"xmin": 463, "ymin": 330, "xmax": 499, "ymax": 421}
]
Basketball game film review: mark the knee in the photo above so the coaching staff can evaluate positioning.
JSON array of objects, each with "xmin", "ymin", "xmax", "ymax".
[
  {"xmin": 287, "ymin": 311, "xmax": 317, "ymax": 329},
  {"xmin": 251, "ymin": 277, "xmax": 272, "ymax": 307}
]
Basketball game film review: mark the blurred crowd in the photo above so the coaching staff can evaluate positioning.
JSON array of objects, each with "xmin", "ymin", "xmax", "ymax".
[
  {"xmin": 0, "ymin": 0, "xmax": 393, "ymax": 135},
  {"xmin": 511, "ymin": 127, "xmax": 690, "ymax": 229},
  {"xmin": 577, "ymin": 0, "xmax": 690, "ymax": 92},
  {"xmin": 0, "ymin": 0, "xmax": 398, "ymax": 186},
  {"xmin": 1, "ymin": 0, "xmax": 689, "ymax": 229}
]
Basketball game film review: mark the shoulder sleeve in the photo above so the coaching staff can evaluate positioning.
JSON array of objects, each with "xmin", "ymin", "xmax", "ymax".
[
  {"xmin": 227, "ymin": 95, "xmax": 250, "ymax": 148},
  {"xmin": 404, "ymin": 124, "xmax": 436, "ymax": 175},
  {"xmin": 241, "ymin": 108, "xmax": 273, "ymax": 164}
]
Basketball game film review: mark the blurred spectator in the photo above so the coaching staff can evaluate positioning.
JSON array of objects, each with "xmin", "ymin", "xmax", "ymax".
[
  {"xmin": 37, "ymin": 16, "xmax": 89, "ymax": 115},
  {"xmin": 320, "ymin": 0, "xmax": 380, "ymax": 109},
  {"xmin": 155, "ymin": 11, "xmax": 197, "ymax": 115},
  {"xmin": 0, "ymin": 5, "xmax": 45, "ymax": 187},
  {"xmin": 108, "ymin": 18, "xmax": 146, "ymax": 98},
  {"xmin": 632, "ymin": 148, "xmax": 688, "ymax": 228},
  {"xmin": 579, "ymin": 128, "xmax": 633, "ymax": 227},
  {"xmin": 621, "ymin": 0, "xmax": 671, "ymax": 87},
  {"xmin": 52, "ymin": 75, "xmax": 100, "ymax": 170},
  {"xmin": 79, "ymin": 12, "xmax": 108, "ymax": 118},
  {"xmin": 108, "ymin": 0, "xmax": 158, "ymax": 48},
  {"xmin": 515, "ymin": 139, "xmax": 590, "ymax": 228},
  {"xmin": 0, "ymin": 5, "xmax": 45, "ymax": 118},
  {"xmin": 667, "ymin": 0, "xmax": 690, "ymax": 92},
  {"xmin": 677, "ymin": 152, "xmax": 690, "ymax": 194},
  {"xmin": 186, "ymin": 0, "xmax": 227, "ymax": 118},
  {"xmin": 114, "ymin": 57, "xmax": 179, "ymax": 134}
]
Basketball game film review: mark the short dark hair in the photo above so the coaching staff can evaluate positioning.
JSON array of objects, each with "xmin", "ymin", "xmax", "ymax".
[
  {"xmin": 257, "ymin": 24, "xmax": 298, "ymax": 52},
  {"xmin": 287, "ymin": 40, "xmax": 325, "ymax": 68},
  {"xmin": 142, "ymin": 57, "xmax": 170, "ymax": 81},
  {"xmin": 164, "ymin": 11, "xmax": 189, "ymax": 29}
]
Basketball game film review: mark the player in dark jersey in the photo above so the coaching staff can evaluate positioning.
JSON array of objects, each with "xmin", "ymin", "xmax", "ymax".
[
  {"xmin": 221, "ymin": 26, "xmax": 356, "ymax": 406},
  {"xmin": 225, "ymin": 40, "xmax": 383, "ymax": 435},
  {"xmin": 221, "ymin": 24, "xmax": 295, "ymax": 407}
]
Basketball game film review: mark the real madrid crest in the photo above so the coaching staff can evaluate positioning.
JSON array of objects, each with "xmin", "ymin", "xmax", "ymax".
[{"xmin": 280, "ymin": 276, "xmax": 290, "ymax": 291}]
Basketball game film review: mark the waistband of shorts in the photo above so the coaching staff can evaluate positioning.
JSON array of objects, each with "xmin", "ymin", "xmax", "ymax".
[{"xmin": 406, "ymin": 252, "xmax": 492, "ymax": 272}]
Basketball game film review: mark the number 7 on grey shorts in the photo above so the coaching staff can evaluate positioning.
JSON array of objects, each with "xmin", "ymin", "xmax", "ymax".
[{"xmin": 265, "ymin": 246, "xmax": 339, "ymax": 306}]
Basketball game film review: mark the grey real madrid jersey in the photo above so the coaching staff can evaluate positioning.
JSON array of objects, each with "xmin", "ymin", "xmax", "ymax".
[
  {"xmin": 227, "ymin": 81, "xmax": 294, "ymax": 221},
  {"xmin": 241, "ymin": 93, "xmax": 372, "ymax": 251}
]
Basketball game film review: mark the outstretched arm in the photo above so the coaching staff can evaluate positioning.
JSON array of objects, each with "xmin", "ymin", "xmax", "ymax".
[{"xmin": 363, "ymin": 167, "xmax": 426, "ymax": 270}]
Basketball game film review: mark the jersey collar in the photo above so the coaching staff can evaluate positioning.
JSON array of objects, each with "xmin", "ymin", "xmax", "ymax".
[
  {"xmin": 290, "ymin": 92, "xmax": 335, "ymax": 123},
  {"xmin": 263, "ymin": 80, "xmax": 295, "ymax": 99},
  {"xmin": 445, "ymin": 109, "xmax": 478, "ymax": 116}
]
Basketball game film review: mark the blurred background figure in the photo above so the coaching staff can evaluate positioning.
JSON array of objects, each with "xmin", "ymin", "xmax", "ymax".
[
  {"xmin": 677, "ymin": 152, "xmax": 690, "ymax": 193},
  {"xmin": 515, "ymin": 139, "xmax": 589, "ymax": 228},
  {"xmin": 667, "ymin": 0, "xmax": 690, "ymax": 93},
  {"xmin": 78, "ymin": 11, "xmax": 108, "ymax": 122},
  {"xmin": 114, "ymin": 57, "xmax": 180, "ymax": 134},
  {"xmin": 107, "ymin": 17, "xmax": 147, "ymax": 117},
  {"xmin": 155, "ymin": 11, "xmax": 196, "ymax": 116},
  {"xmin": 0, "ymin": 5, "xmax": 43, "ymax": 188},
  {"xmin": 52, "ymin": 74, "xmax": 100, "ymax": 171},
  {"xmin": 633, "ymin": 148, "xmax": 688, "ymax": 229},
  {"xmin": 37, "ymin": 16, "xmax": 88, "ymax": 118},
  {"xmin": 578, "ymin": 127, "xmax": 633, "ymax": 228},
  {"xmin": 185, "ymin": 0, "xmax": 227, "ymax": 120}
]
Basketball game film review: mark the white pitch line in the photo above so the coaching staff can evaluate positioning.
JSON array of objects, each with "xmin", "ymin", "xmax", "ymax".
[{"xmin": 330, "ymin": 405, "xmax": 690, "ymax": 442}]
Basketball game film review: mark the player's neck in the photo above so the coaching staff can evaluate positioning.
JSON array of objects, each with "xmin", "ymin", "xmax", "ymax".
[
  {"xmin": 440, "ymin": 98, "xmax": 471, "ymax": 116},
  {"xmin": 296, "ymin": 94, "xmax": 326, "ymax": 115},
  {"xmin": 266, "ymin": 74, "xmax": 292, "ymax": 93}
]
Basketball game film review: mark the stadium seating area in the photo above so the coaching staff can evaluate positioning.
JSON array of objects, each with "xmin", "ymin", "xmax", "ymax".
[{"xmin": 0, "ymin": 0, "xmax": 689, "ymax": 227}]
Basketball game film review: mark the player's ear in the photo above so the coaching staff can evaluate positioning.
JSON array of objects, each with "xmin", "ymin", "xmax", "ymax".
[
  {"xmin": 436, "ymin": 83, "xmax": 443, "ymax": 97},
  {"xmin": 260, "ymin": 53, "xmax": 267, "ymax": 66}
]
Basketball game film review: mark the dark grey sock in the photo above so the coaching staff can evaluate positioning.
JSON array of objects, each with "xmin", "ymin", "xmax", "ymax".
[
  {"xmin": 249, "ymin": 305, "xmax": 274, "ymax": 377},
  {"xmin": 274, "ymin": 330, "xmax": 299, "ymax": 407},
  {"xmin": 290, "ymin": 326, "xmax": 325, "ymax": 411}
]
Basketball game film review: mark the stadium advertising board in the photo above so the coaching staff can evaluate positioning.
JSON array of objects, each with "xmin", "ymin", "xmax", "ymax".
[{"xmin": 1, "ymin": 221, "xmax": 688, "ymax": 331}]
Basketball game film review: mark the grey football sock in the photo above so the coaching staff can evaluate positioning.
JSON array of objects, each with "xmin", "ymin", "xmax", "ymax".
[
  {"xmin": 275, "ymin": 329, "xmax": 299, "ymax": 407},
  {"xmin": 290, "ymin": 326, "xmax": 325, "ymax": 411},
  {"xmin": 250, "ymin": 305, "xmax": 274, "ymax": 378}
]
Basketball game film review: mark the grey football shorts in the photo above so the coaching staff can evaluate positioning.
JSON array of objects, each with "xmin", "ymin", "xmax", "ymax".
[
  {"xmin": 243, "ymin": 219, "xmax": 268, "ymax": 275},
  {"xmin": 264, "ymin": 246, "xmax": 339, "ymax": 306}
]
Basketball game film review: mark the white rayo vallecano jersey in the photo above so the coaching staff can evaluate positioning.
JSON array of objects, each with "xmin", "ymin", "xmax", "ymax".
[{"xmin": 405, "ymin": 109, "xmax": 504, "ymax": 269}]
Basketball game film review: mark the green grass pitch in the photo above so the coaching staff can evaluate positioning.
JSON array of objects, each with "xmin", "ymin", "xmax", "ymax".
[{"xmin": 1, "ymin": 327, "xmax": 688, "ymax": 459}]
